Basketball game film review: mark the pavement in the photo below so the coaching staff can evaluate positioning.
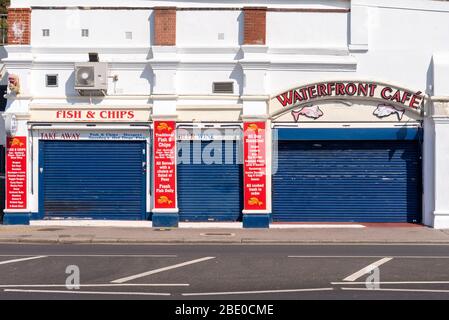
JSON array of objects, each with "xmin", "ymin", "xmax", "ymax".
[{"xmin": 0, "ymin": 223, "xmax": 449, "ymax": 244}]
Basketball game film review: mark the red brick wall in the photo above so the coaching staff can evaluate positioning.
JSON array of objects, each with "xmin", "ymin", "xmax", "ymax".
[
  {"xmin": 243, "ymin": 7, "xmax": 267, "ymax": 45},
  {"xmin": 7, "ymin": 8, "xmax": 31, "ymax": 45},
  {"xmin": 154, "ymin": 7, "xmax": 176, "ymax": 46}
]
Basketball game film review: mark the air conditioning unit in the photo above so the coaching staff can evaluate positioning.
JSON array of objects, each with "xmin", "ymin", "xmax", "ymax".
[{"xmin": 74, "ymin": 62, "xmax": 108, "ymax": 96}]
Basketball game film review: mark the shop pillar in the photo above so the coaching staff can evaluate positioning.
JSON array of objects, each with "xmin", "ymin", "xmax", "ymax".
[
  {"xmin": 426, "ymin": 99, "xmax": 449, "ymax": 229},
  {"xmin": 151, "ymin": 117, "xmax": 179, "ymax": 227},
  {"xmin": 242, "ymin": 117, "xmax": 270, "ymax": 228},
  {"xmin": 426, "ymin": 54, "xmax": 449, "ymax": 228},
  {"xmin": 240, "ymin": 39, "xmax": 270, "ymax": 228},
  {"xmin": 150, "ymin": 36, "xmax": 178, "ymax": 227},
  {"xmin": 2, "ymin": 114, "xmax": 31, "ymax": 225}
]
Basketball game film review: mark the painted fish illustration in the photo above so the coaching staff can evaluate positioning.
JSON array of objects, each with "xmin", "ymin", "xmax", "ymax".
[
  {"xmin": 248, "ymin": 197, "xmax": 263, "ymax": 206},
  {"xmin": 291, "ymin": 105, "xmax": 324, "ymax": 122},
  {"xmin": 10, "ymin": 137, "xmax": 24, "ymax": 147},
  {"xmin": 373, "ymin": 104, "xmax": 405, "ymax": 121},
  {"xmin": 157, "ymin": 122, "xmax": 173, "ymax": 132},
  {"xmin": 247, "ymin": 124, "xmax": 260, "ymax": 132},
  {"xmin": 157, "ymin": 196, "xmax": 173, "ymax": 205}
]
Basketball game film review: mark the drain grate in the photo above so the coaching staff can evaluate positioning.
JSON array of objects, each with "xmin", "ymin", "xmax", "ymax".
[
  {"xmin": 200, "ymin": 233, "xmax": 235, "ymax": 237},
  {"xmin": 37, "ymin": 228, "xmax": 64, "ymax": 232}
]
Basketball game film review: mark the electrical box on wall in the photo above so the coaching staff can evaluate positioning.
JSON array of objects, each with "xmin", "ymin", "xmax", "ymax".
[{"xmin": 74, "ymin": 62, "xmax": 108, "ymax": 96}]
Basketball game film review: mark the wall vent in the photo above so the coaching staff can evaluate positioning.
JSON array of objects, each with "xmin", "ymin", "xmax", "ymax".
[
  {"xmin": 46, "ymin": 75, "xmax": 58, "ymax": 87},
  {"xmin": 213, "ymin": 82, "xmax": 234, "ymax": 94}
]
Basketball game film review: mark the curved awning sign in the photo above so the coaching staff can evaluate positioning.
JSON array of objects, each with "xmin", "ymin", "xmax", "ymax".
[{"xmin": 270, "ymin": 81, "xmax": 425, "ymax": 118}]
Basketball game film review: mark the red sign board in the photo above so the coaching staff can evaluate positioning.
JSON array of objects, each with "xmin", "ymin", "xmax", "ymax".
[
  {"xmin": 6, "ymin": 136, "xmax": 27, "ymax": 210},
  {"xmin": 243, "ymin": 122, "xmax": 267, "ymax": 211},
  {"xmin": 153, "ymin": 121, "xmax": 177, "ymax": 209}
]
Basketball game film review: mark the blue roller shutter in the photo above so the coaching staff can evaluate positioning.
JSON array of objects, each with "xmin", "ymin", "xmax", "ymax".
[
  {"xmin": 272, "ymin": 140, "xmax": 422, "ymax": 222},
  {"xmin": 177, "ymin": 140, "xmax": 243, "ymax": 221},
  {"xmin": 39, "ymin": 140, "xmax": 146, "ymax": 220}
]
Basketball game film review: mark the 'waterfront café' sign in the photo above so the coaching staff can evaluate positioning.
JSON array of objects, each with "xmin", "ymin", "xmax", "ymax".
[{"xmin": 272, "ymin": 81, "xmax": 425, "ymax": 113}]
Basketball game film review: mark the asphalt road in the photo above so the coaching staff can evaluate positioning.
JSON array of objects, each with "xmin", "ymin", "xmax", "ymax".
[{"xmin": 0, "ymin": 243, "xmax": 449, "ymax": 300}]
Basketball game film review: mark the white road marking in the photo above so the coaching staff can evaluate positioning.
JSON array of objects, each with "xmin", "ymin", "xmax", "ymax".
[
  {"xmin": 289, "ymin": 255, "xmax": 449, "ymax": 259},
  {"xmin": 179, "ymin": 222, "xmax": 243, "ymax": 229},
  {"xmin": 111, "ymin": 256, "xmax": 216, "ymax": 284},
  {"xmin": 274, "ymin": 243, "xmax": 449, "ymax": 246},
  {"xmin": 341, "ymin": 287, "xmax": 449, "ymax": 294},
  {"xmin": 333, "ymin": 281, "xmax": 449, "ymax": 285},
  {"xmin": 29, "ymin": 220, "xmax": 367, "ymax": 229},
  {"xmin": 0, "ymin": 284, "xmax": 189, "ymax": 288},
  {"xmin": 182, "ymin": 288, "xmax": 334, "ymax": 297},
  {"xmin": 4, "ymin": 289, "xmax": 170, "ymax": 296},
  {"xmin": 0, "ymin": 255, "xmax": 177, "ymax": 258},
  {"xmin": 270, "ymin": 224, "xmax": 365, "ymax": 229},
  {"xmin": 30, "ymin": 220, "xmax": 153, "ymax": 228},
  {"xmin": 0, "ymin": 256, "xmax": 47, "ymax": 266},
  {"xmin": 343, "ymin": 257, "xmax": 393, "ymax": 282}
]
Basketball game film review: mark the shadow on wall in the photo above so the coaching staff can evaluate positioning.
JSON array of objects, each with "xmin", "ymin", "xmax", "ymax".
[
  {"xmin": 230, "ymin": 64, "xmax": 244, "ymax": 96},
  {"xmin": 0, "ymin": 46, "xmax": 6, "ymax": 61},
  {"xmin": 141, "ymin": 64, "xmax": 154, "ymax": 98},
  {"xmin": 427, "ymin": 57, "xmax": 434, "ymax": 97},
  {"xmin": 64, "ymin": 71, "xmax": 77, "ymax": 103},
  {"xmin": 149, "ymin": 10, "xmax": 154, "ymax": 47},
  {"xmin": 237, "ymin": 11, "xmax": 244, "ymax": 46}
]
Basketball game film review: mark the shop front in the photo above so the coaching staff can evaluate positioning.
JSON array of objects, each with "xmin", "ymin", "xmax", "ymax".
[
  {"xmin": 269, "ymin": 81, "xmax": 425, "ymax": 223},
  {"xmin": 151, "ymin": 119, "xmax": 245, "ymax": 226},
  {"xmin": 2, "ymin": 81, "xmax": 428, "ymax": 227},
  {"xmin": 177, "ymin": 125, "xmax": 243, "ymax": 222},
  {"xmin": 3, "ymin": 105, "xmax": 152, "ymax": 224}
]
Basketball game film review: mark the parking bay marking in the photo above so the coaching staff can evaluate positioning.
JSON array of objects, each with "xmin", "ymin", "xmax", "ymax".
[
  {"xmin": 0, "ymin": 283, "xmax": 189, "ymax": 288},
  {"xmin": 343, "ymin": 257, "xmax": 393, "ymax": 282},
  {"xmin": 111, "ymin": 256, "xmax": 216, "ymax": 284},
  {"xmin": 0, "ymin": 256, "xmax": 47, "ymax": 266},
  {"xmin": 3, "ymin": 289, "xmax": 171, "ymax": 296},
  {"xmin": 333, "ymin": 281, "xmax": 449, "ymax": 285},
  {"xmin": 0, "ymin": 255, "xmax": 177, "ymax": 258},
  {"xmin": 288, "ymin": 256, "xmax": 449, "ymax": 259},
  {"xmin": 341, "ymin": 287, "xmax": 449, "ymax": 294},
  {"xmin": 182, "ymin": 288, "xmax": 334, "ymax": 297}
]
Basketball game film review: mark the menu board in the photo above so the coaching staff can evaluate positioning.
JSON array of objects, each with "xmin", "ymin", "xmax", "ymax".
[
  {"xmin": 243, "ymin": 122, "xmax": 267, "ymax": 211},
  {"xmin": 153, "ymin": 121, "xmax": 177, "ymax": 209},
  {"xmin": 6, "ymin": 136, "xmax": 27, "ymax": 209}
]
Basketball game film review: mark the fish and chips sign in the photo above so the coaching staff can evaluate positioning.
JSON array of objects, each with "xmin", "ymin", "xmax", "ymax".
[{"xmin": 271, "ymin": 81, "xmax": 425, "ymax": 118}]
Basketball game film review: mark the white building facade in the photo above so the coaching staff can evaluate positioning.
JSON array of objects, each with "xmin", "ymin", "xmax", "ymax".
[{"xmin": 2, "ymin": 0, "xmax": 449, "ymax": 228}]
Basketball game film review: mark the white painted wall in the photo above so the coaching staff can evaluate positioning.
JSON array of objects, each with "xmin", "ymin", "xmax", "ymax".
[
  {"xmin": 177, "ymin": 10, "xmax": 242, "ymax": 47},
  {"xmin": 11, "ymin": 0, "xmax": 350, "ymax": 10},
  {"xmin": 351, "ymin": 4, "xmax": 449, "ymax": 92},
  {"xmin": 267, "ymin": 12, "xmax": 348, "ymax": 49},
  {"xmin": 176, "ymin": 69, "xmax": 241, "ymax": 95},
  {"xmin": 31, "ymin": 9, "xmax": 152, "ymax": 47},
  {"xmin": 7, "ymin": 0, "xmax": 445, "ymax": 98}
]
